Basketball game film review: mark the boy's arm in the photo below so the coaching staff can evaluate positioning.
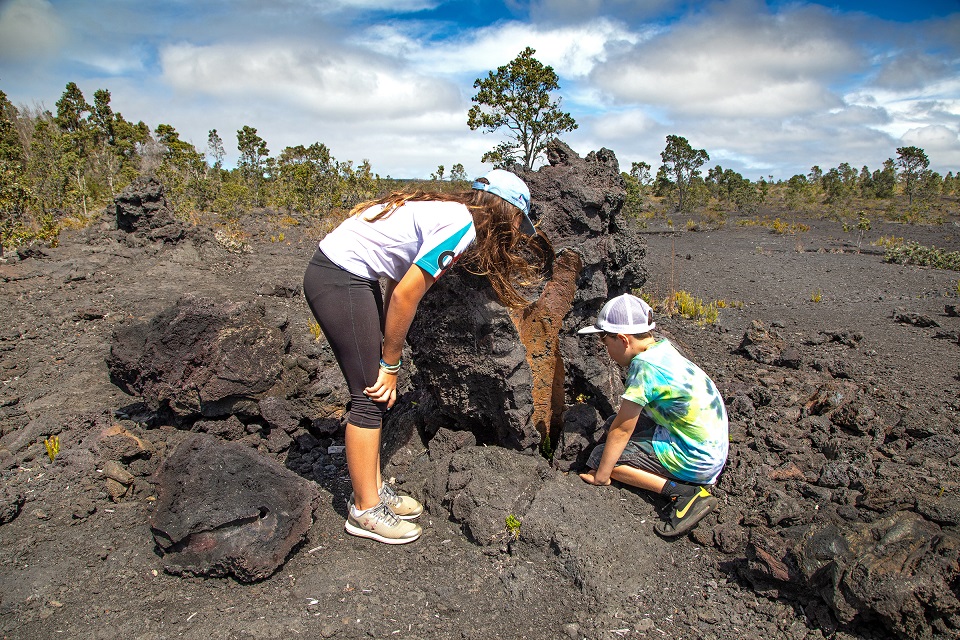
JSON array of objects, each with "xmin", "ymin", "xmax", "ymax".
[{"xmin": 586, "ymin": 400, "xmax": 643, "ymax": 485}]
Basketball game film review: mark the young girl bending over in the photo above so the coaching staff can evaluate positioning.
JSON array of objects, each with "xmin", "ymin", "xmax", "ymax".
[{"xmin": 303, "ymin": 170, "xmax": 539, "ymax": 544}]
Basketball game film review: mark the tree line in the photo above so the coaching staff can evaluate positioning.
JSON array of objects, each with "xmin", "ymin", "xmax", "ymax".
[
  {"xmin": 619, "ymin": 134, "xmax": 958, "ymax": 219},
  {"xmin": 0, "ymin": 84, "xmax": 418, "ymax": 253},
  {"xmin": 2, "ymin": 47, "xmax": 958, "ymax": 252}
]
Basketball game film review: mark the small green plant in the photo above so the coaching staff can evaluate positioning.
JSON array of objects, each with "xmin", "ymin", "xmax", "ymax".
[
  {"xmin": 505, "ymin": 514, "xmax": 521, "ymax": 541},
  {"xmin": 308, "ymin": 320, "xmax": 323, "ymax": 342},
  {"xmin": 811, "ymin": 289, "xmax": 823, "ymax": 303},
  {"xmin": 856, "ymin": 213, "xmax": 870, "ymax": 253},
  {"xmin": 44, "ymin": 435, "xmax": 60, "ymax": 462},
  {"xmin": 539, "ymin": 431, "xmax": 554, "ymax": 461}
]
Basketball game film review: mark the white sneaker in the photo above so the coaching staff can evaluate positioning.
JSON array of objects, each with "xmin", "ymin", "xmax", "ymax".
[{"xmin": 345, "ymin": 501, "xmax": 421, "ymax": 545}]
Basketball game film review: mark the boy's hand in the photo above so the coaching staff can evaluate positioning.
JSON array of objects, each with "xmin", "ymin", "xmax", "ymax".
[{"xmin": 578, "ymin": 471, "xmax": 611, "ymax": 486}]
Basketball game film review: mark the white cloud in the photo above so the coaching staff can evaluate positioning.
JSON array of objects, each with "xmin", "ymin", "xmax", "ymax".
[
  {"xmin": 590, "ymin": 109, "xmax": 660, "ymax": 139},
  {"xmin": 871, "ymin": 53, "xmax": 954, "ymax": 91},
  {"xmin": 590, "ymin": 2, "xmax": 862, "ymax": 118},
  {"xmin": 900, "ymin": 124, "xmax": 960, "ymax": 170},
  {"xmin": 358, "ymin": 18, "xmax": 641, "ymax": 79},
  {"xmin": 159, "ymin": 41, "xmax": 462, "ymax": 120},
  {"xmin": 529, "ymin": 0, "xmax": 674, "ymax": 24},
  {"xmin": 318, "ymin": 0, "xmax": 439, "ymax": 12},
  {"xmin": 0, "ymin": 0, "xmax": 68, "ymax": 60}
]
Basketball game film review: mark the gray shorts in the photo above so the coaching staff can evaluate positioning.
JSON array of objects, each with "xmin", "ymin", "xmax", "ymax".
[{"xmin": 585, "ymin": 414, "xmax": 679, "ymax": 481}]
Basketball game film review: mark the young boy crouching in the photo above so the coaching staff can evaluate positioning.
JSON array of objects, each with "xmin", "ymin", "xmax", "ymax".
[{"xmin": 577, "ymin": 293, "xmax": 729, "ymax": 537}]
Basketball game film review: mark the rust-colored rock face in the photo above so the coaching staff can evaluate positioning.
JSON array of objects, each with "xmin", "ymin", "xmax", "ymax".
[{"xmin": 514, "ymin": 246, "xmax": 582, "ymax": 444}]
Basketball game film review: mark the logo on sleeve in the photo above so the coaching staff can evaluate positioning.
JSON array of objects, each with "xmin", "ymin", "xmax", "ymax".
[{"xmin": 437, "ymin": 250, "xmax": 455, "ymax": 272}]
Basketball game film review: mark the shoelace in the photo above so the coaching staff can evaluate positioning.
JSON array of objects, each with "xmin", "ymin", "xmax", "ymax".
[
  {"xmin": 379, "ymin": 483, "xmax": 402, "ymax": 507},
  {"xmin": 366, "ymin": 501, "xmax": 401, "ymax": 526}
]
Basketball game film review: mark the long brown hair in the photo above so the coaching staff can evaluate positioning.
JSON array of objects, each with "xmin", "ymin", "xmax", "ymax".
[{"xmin": 348, "ymin": 188, "xmax": 541, "ymax": 309}]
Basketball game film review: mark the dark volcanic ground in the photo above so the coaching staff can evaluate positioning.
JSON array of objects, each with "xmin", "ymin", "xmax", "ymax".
[{"xmin": 0, "ymin": 205, "xmax": 958, "ymax": 640}]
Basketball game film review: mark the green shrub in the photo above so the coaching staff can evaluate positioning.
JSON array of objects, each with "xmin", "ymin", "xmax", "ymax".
[{"xmin": 884, "ymin": 242, "xmax": 960, "ymax": 271}]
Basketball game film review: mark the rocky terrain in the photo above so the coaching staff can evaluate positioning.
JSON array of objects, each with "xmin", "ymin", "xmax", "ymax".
[{"xmin": 0, "ymin": 144, "xmax": 959, "ymax": 640}]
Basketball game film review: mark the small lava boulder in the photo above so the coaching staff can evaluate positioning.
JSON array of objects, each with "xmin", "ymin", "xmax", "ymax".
[{"xmin": 148, "ymin": 433, "xmax": 320, "ymax": 582}]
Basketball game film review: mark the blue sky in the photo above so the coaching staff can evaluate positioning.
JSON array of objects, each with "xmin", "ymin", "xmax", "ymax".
[{"xmin": 1, "ymin": 0, "xmax": 958, "ymax": 181}]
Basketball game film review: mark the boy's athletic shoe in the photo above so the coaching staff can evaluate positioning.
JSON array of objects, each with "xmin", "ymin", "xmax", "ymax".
[
  {"xmin": 345, "ymin": 501, "xmax": 422, "ymax": 544},
  {"xmin": 349, "ymin": 483, "xmax": 424, "ymax": 520},
  {"xmin": 654, "ymin": 486, "xmax": 717, "ymax": 538},
  {"xmin": 379, "ymin": 482, "xmax": 423, "ymax": 520}
]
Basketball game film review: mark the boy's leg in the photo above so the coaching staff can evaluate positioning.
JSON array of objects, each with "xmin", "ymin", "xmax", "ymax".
[
  {"xmin": 609, "ymin": 464, "xmax": 667, "ymax": 493},
  {"xmin": 594, "ymin": 417, "xmax": 717, "ymax": 537}
]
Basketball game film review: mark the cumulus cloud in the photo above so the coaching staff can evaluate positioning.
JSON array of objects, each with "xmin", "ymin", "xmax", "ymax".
[
  {"xmin": 0, "ymin": 0, "xmax": 68, "ymax": 60},
  {"xmin": 590, "ymin": 2, "xmax": 863, "ymax": 118},
  {"xmin": 590, "ymin": 109, "xmax": 660, "ymax": 139},
  {"xmin": 159, "ymin": 41, "xmax": 462, "ymax": 120},
  {"xmin": 358, "ymin": 17, "xmax": 640, "ymax": 79},
  {"xmin": 900, "ymin": 124, "xmax": 960, "ymax": 167},
  {"xmin": 872, "ymin": 53, "xmax": 954, "ymax": 91}
]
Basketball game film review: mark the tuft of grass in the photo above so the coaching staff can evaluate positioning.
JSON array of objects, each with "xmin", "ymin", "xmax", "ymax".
[
  {"xmin": 811, "ymin": 290, "xmax": 823, "ymax": 303},
  {"xmin": 872, "ymin": 235, "xmax": 903, "ymax": 249},
  {"xmin": 671, "ymin": 290, "xmax": 719, "ymax": 325},
  {"xmin": 738, "ymin": 216, "xmax": 810, "ymax": 234},
  {"xmin": 308, "ymin": 320, "xmax": 323, "ymax": 342},
  {"xmin": 44, "ymin": 435, "xmax": 60, "ymax": 462}
]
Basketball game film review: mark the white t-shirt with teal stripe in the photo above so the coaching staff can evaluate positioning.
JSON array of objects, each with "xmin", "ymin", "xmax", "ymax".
[
  {"xmin": 622, "ymin": 339, "xmax": 729, "ymax": 484},
  {"xmin": 319, "ymin": 201, "xmax": 476, "ymax": 282}
]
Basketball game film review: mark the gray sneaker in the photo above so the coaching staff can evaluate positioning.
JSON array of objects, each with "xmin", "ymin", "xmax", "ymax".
[
  {"xmin": 379, "ymin": 482, "xmax": 423, "ymax": 520},
  {"xmin": 345, "ymin": 501, "xmax": 422, "ymax": 544}
]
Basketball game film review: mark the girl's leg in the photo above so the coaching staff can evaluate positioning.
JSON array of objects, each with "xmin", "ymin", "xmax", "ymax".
[
  {"xmin": 303, "ymin": 249, "xmax": 387, "ymax": 506},
  {"xmin": 346, "ymin": 424, "xmax": 382, "ymax": 511}
]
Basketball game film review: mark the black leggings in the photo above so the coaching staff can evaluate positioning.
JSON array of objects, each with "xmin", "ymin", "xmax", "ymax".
[{"xmin": 303, "ymin": 248, "xmax": 387, "ymax": 429}]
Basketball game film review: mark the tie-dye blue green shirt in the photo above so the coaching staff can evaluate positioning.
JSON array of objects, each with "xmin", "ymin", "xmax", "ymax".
[{"xmin": 622, "ymin": 339, "xmax": 729, "ymax": 484}]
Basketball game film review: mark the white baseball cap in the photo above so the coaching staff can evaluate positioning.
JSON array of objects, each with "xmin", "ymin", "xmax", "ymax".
[
  {"xmin": 472, "ymin": 169, "xmax": 536, "ymax": 235},
  {"xmin": 578, "ymin": 294, "xmax": 656, "ymax": 335}
]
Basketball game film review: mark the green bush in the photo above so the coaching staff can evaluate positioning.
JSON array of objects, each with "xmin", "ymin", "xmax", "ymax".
[{"xmin": 884, "ymin": 242, "xmax": 960, "ymax": 271}]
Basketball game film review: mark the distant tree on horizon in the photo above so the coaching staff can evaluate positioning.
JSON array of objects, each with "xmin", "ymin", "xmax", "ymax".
[
  {"xmin": 896, "ymin": 146, "xmax": 930, "ymax": 206},
  {"xmin": 659, "ymin": 135, "xmax": 709, "ymax": 212}
]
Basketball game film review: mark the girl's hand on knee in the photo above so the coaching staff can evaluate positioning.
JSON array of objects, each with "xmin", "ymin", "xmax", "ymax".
[{"xmin": 364, "ymin": 371, "xmax": 399, "ymax": 408}]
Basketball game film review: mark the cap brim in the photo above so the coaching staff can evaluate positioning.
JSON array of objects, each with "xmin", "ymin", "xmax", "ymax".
[
  {"xmin": 519, "ymin": 213, "xmax": 536, "ymax": 236},
  {"xmin": 577, "ymin": 325, "xmax": 604, "ymax": 334}
]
